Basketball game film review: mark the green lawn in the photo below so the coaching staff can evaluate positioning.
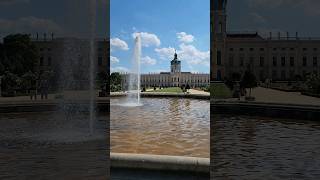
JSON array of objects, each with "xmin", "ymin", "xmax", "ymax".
[
  {"xmin": 151, "ymin": 87, "xmax": 183, "ymax": 93},
  {"xmin": 211, "ymin": 83, "xmax": 232, "ymax": 99}
]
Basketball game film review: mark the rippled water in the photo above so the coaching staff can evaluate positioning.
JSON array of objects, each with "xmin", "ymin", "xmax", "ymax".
[
  {"xmin": 111, "ymin": 97, "xmax": 210, "ymax": 158},
  {"xmin": 0, "ymin": 112, "xmax": 108, "ymax": 179},
  {"xmin": 211, "ymin": 115, "xmax": 320, "ymax": 179}
]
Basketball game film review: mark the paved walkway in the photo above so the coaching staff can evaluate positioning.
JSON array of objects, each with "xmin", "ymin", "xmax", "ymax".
[
  {"xmin": 251, "ymin": 87, "xmax": 320, "ymax": 106},
  {"xmin": 220, "ymin": 87, "xmax": 320, "ymax": 106},
  {"xmin": 189, "ymin": 89, "xmax": 210, "ymax": 95}
]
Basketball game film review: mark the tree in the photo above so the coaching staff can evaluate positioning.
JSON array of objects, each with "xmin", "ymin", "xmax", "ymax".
[
  {"xmin": 1, "ymin": 71, "xmax": 19, "ymax": 96},
  {"xmin": 21, "ymin": 71, "xmax": 37, "ymax": 91},
  {"xmin": 306, "ymin": 73, "xmax": 320, "ymax": 94},
  {"xmin": 110, "ymin": 72, "xmax": 122, "ymax": 92},
  {"xmin": 97, "ymin": 71, "xmax": 108, "ymax": 91},
  {"xmin": 240, "ymin": 69, "xmax": 257, "ymax": 97},
  {"xmin": 1, "ymin": 34, "xmax": 38, "ymax": 76},
  {"xmin": 186, "ymin": 84, "xmax": 191, "ymax": 93}
]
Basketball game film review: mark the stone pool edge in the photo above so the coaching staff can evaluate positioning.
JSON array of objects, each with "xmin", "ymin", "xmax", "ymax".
[
  {"xmin": 211, "ymin": 101, "xmax": 320, "ymax": 121},
  {"xmin": 110, "ymin": 153, "xmax": 209, "ymax": 173}
]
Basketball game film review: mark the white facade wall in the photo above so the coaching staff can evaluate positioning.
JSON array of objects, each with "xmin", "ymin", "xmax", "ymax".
[{"xmin": 120, "ymin": 72, "xmax": 210, "ymax": 89}]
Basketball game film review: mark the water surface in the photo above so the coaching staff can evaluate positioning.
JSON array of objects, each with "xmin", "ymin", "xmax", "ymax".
[
  {"xmin": 111, "ymin": 97, "xmax": 210, "ymax": 158},
  {"xmin": 211, "ymin": 115, "xmax": 320, "ymax": 179},
  {"xmin": 0, "ymin": 112, "xmax": 108, "ymax": 179}
]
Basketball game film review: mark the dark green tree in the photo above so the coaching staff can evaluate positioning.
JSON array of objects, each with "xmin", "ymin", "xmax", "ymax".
[
  {"xmin": 1, "ymin": 34, "xmax": 38, "ymax": 76},
  {"xmin": 110, "ymin": 72, "xmax": 122, "ymax": 92},
  {"xmin": 1, "ymin": 71, "xmax": 19, "ymax": 96},
  {"xmin": 306, "ymin": 73, "xmax": 320, "ymax": 94},
  {"xmin": 97, "ymin": 71, "xmax": 108, "ymax": 91},
  {"xmin": 240, "ymin": 69, "xmax": 257, "ymax": 97}
]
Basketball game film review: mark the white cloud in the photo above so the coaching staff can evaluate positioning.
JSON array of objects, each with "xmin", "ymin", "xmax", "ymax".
[
  {"xmin": 110, "ymin": 56, "xmax": 120, "ymax": 64},
  {"xmin": 110, "ymin": 38, "xmax": 129, "ymax": 51},
  {"xmin": 155, "ymin": 47, "xmax": 175, "ymax": 60},
  {"xmin": 176, "ymin": 32, "xmax": 194, "ymax": 43},
  {"xmin": 249, "ymin": 12, "xmax": 267, "ymax": 24},
  {"xmin": 155, "ymin": 44, "xmax": 209, "ymax": 69},
  {"xmin": 141, "ymin": 56, "xmax": 156, "ymax": 65},
  {"xmin": 132, "ymin": 32, "xmax": 161, "ymax": 47},
  {"xmin": 111, "ymin": 66, "xmax": 129, "ymax": 73},
  {"xmin": 0, "ymin": 16, "xmax": 64, "ymax": 35},
  {"xmin": 178, "ymin": 43, "xmax": 210, "ymax": 67}
]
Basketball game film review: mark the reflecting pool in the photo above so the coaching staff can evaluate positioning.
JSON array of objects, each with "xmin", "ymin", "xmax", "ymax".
[{"xmin": 111, "ymin": 97, "xmax": 210, "ymax": 158}]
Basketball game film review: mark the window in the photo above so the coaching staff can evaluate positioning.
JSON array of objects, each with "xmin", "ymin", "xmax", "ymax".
[
  {"xmin": 313, "ymin": 57, "xmax": 318, "ymax": 66},
  {"xmin": 249, "ymin": 57, "xmax": 254, "ymax": 66},
  {"xmin": 217, "ymin": 51, "xmax": 221, "ymax": 65},
  {"xmin": 219, "ymin": 23, "xmax": 223, "ymax": 33},
  {"xmin": 272, "ymin": 70, "xmax": 277, "ymax": 79},
  {"xmin": 290, "ymin": 57, "xmax": 294, "ymax": 67},
  {"xmin": 281, "ymin": 70, "xmax": 286, "ymax": 80},
  {"xmin": 281, "ymin": 48, "xmax": 286, "ymax": 51},
  {"xmin": 281, "ymin": 57, "xmax": 286, "ymax": 66},
  {"xmin": 40, "ymin": 48, "xmax": 44, "ymax": 52},
  {"xmin": 290, "ymin": 70, "xmax": 295, "ymax": 79},
  {"xmin": 303, "ymin": 48, "xmax": 307, "ymax": 51},
  {"xmin": 314, "ymin": 48, "xmax": 318, "ymax": 51},
  {"xmin": 229, "ymin": 48, "xmax": 234, "ymax": 51},
  {"xmin": 98, "ymin": 57, "xmax": 103, "ymax": 66},
  {"xmin": 249, "ymin": 48, "xmax": 254, "ymax": 51},
  {"xmin": 40, "ymin": 57, "xmax": 44, "ymax": 66},
  {"xmin": 48, "ymin": 57, "xmax": 52, "ymax": 66},
  {"xmin": 240, "ymin": 57, "xmax": 244, "ymax": 66},
  {"xmin": 229, "ymin": 56, "xmax": 234, "ymax": 67},
  {"xmin": 273, "ymin": 48, "xmax": 277, "ymax": 51},
  {"xmin": 260, "ymin": 48, "xmax": 265, "ymax": 51},
  {"xmin": 48, "ymin": 48, "xmax": 51, "ymax": 51},
  {"xmin": 273, "ymin": 56, "xmax": 277, "ymax": 66},
  {"xmin": 303, "ymin": 57, "xmax": 307, "ymax": 66},
  {"xmin": 240, "ymin": 48, "xmax": 244, "ymax": 51},
  {"xmin": 290, "ymin": 48, "xmax": 295, "ymax": 51},
  {"xmin": 260, "ymin": 56, "xmax": 264, "ymax": 67},
  {"xmin": 260, "ymin": 70, "xmax": 265, "ymax": 80}
]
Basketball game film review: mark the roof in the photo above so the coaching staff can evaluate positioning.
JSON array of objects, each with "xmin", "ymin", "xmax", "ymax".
[{"xmin": 227, "ymin": 32, "xmax": 264, "ymax": 40}]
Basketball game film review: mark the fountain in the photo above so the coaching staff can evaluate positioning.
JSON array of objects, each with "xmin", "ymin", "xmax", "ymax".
[
  {"xmin": 89, "ymin": 0, "xmax": 97, "ymax": 134},
  {"xmin": 119, "ymin": 34, "xmax": 142, "ymax": 107}
]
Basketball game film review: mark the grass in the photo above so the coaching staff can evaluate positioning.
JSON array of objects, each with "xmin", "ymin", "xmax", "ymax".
[
  {"xmin": 211, "ymin": 83, "xmax": 232, "ymax": 99},
  {"xmin": 151, "ymin": 87, "xmax": 183, "ymax": 93}
]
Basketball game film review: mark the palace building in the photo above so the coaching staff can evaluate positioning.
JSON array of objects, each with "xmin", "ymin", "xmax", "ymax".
[
  {"xmin": 121, "ymin": 51, "xmax": 210, "ymax": 89},
  {"xmin": 212, "ymin": 0, "xmax": 320, "ymax": 81}
]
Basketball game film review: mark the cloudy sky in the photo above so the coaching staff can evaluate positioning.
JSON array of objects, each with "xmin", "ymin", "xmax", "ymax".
[
  {"xmin": 110, "ymin": 0, "xmax": 210, "ymax": 74},
  {"xmin": 228, "ymin": 0, "xmax": 320, "ymax": 38},
  {"xmin": 0, "ymin": 0, "xmax": 108, "ymax": 39}
]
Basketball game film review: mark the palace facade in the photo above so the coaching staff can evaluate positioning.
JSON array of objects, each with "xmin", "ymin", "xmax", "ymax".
[
  {"xmin": 121, "ymin": 52, "xmax": 210, "ymax": 89},
  {"xmin": 212, "ymin": 0, "xmax": 320, "ymax": 81}
]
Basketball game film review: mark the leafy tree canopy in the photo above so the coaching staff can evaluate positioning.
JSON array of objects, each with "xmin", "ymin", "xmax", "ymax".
[{"xmin": 0, "ymin": 34, "xmax": 38, "ymax": 76}]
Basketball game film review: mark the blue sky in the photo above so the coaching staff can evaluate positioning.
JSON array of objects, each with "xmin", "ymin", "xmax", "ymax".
[
  {"xmin": 110, "ymin": 0, "xmax": 210, "ymax": 74},
  {"xmin": 228, "ymin": 0, "xmax": 320, "ymax": 38}
]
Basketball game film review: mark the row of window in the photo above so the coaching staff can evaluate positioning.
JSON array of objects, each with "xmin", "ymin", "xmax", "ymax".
[
  {"xmin": 232, "ymin": 70, "xmax": 318, "ymax": 80},
  {"xmin": 39, "ymin": 57, "xmax": 104, "ymax": 66},
  {"xmin": 141, "ymin": 79, "xmax": 209, "ymax": 83},
  {"xmin": 227, "ymin": 56, "xmax": 318, "ymax": 67},
  {"xmin": 40, "ymin": 47, "xmax": 104, "ymax": 52},
  {"xmin": 229, "ymin": 47, "xmax": 318, "ymax": 52},
  {"xmin": 40, "ymin": 48, "xmax": 51, "ymax": 52}
]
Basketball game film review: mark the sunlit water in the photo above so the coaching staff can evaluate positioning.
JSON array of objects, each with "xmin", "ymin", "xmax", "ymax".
[
  {"xmin": 0, "ymin": 112, "xmax": 108, "ymax": 179},
  {"xmin": 111, "ymin": 97, "xmax": 210, "ymax": 158},
  {"xmin": 211, "ymin": 115, "xmax": 320, "ymax": 179}
]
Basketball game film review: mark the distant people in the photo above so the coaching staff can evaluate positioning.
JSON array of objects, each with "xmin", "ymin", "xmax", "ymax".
[
  {"xmin": 30, "ymin": 79, "xmax": 37, "ymax": 100},
  {"xmin": 39, "ymin": 80, "xmax": 49, "ymax": 100}
]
